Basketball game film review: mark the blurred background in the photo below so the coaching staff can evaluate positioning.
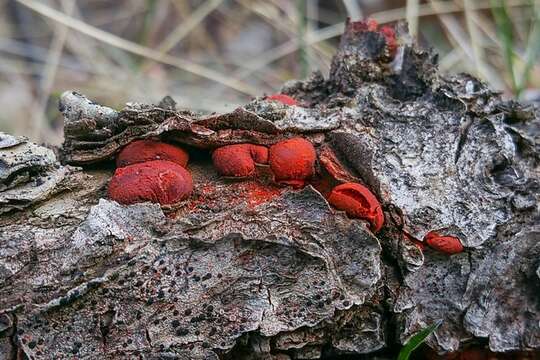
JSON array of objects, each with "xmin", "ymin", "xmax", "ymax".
[{"xmin": 0, "ymin": 0, "xmax": 539, "ymax": 145}]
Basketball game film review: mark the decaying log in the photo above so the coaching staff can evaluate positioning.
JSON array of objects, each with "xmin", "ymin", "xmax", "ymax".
[{"xmin": 0, "ymin": 20, "xmax": 538, "ymax": 359}]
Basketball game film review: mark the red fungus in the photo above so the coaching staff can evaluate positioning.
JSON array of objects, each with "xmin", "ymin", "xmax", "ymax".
[
  {"xmin": 350, "ymin": 18, "xmax": 378, "ymax": 32},
  {"xmin": 327, "ymin": 182, "xmax": 384, "ymax": 233},
  {"xmin": 116, "ymin": 139, "xmax": 189, "ymax": 168},
  {"xmin": 379, "ymin": 25, "xmax": 397, "ymax": 57},
  {"xmin": 367, "ymin": 18, "xmax": 379, "ymax": 31},
  {"xmin": 108, "ymin": 160, "xmax": 193, "ymax": 205},
  {"xmin": 424, "ymin": 232, "xmax": 464, "ymax": 254},
  {"xmin": 269, "ymin": 138, "xmax": 316, "ymax": 188},
  {"xmin": 266, "ymin": 94, "xmax": 298, "ymax": 106},
  {"xmin": 348, "ymin": 19, "xmax": 398, "ymax": 59},
  {"xmin": 212, "ymin": 144, "xmax": 269, "ymax": 178}
]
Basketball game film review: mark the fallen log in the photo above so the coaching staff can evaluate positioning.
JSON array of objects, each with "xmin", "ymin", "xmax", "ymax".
[{"xmin": 0, "ymin": 20, "xmax": 538, "ymax": 359}]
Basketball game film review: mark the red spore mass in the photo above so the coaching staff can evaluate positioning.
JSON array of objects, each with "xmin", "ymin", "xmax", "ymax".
[
  {"xmin": 424, "ymin": 231, "xmax": 464, "ymax": 254},
  {"xmin": 108, "ymin": 160, "xmax": 193, "ymax": 205},
  {"xmin": 266, "ymin": 94, "xmax": 298, "ymax": 106},
  {"xmin": 212, "ymin": 144, "xmax": 269, "ymax": 177},
  {"xmin": 269, "ymin": 138, "xmax": 316, "ymax": 188},
  {"xmin": 116, "ymin": 140, "xmax": 189, "ymax": 168},
  {"xmin": 327, "ymin": 182, "xmax": 384, "ymax": 232}
]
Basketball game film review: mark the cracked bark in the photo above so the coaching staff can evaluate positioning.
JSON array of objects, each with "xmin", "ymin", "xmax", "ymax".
[{"xmin": 0, "ymin": 20, "xmax": 539, "ymax": 359}]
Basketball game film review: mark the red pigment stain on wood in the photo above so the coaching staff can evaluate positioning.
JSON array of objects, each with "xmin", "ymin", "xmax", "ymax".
[
  {"xmin": 269, "ymin": 138, "xmax": 316, "ymax": 188},
  {"xmin": 182, "ymin": 184, "xmax": 217, "ymax": 212},
  {"xmin": 403, "ymin": 232, "xmax": 425, "ymax": 250},
  {"xmin": 266, "ymin": 94, "xmax": 298, "ymax": 106},
  {"xmin": 108, "ymin": 160, "xmax": 193, "ymax": 205},
  {"xmin": 212, "ymin": 144, "xmax": 268, "ymax": 178},
  {"xmin": 424, "ymin": 231, "xmax": 464, "ymax": 254},
  {"xmin": 241, "ymin": 181, "xmax": 283, "ymax": 208},
  {"xmin": 327, "ymin": 182, "xmax": 384, "ymax": 233},
  {"xmin": 116, "ymin": 139, "xmax": 189, "ymax": 168},
  {"xmin": 182, "ymin": 181, "xmax": 282, "ymax": 214}
]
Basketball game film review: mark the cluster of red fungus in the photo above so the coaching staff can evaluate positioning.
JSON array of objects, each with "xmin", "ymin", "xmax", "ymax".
[
  {"xmin": 107, "ymin": 94, "xmax": 463, "ymax": 255},
  {"xmin": 107, "ymin": 140, "xmax": 193, "ymax": 206},
  {"xmin": 209, "ymin": 135, "xmax": 388, "ymax": 236}
]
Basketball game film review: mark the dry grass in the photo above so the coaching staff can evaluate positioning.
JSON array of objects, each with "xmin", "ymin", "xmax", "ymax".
[{"xmin": 0, "ymin": 0, "xmax": 538, "ymax": 145}]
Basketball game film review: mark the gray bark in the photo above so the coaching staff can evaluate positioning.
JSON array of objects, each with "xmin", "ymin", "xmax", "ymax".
[{"xmin": 0, "ymin": 20, "xmax": 538, "ymax": 359}]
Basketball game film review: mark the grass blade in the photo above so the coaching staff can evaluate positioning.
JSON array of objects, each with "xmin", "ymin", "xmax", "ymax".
[
  {"xmin": 491, "ymin": 0, "xmax": 518, "ymax": 93},
  {"xmin": 517, "ymin": 2, "xmax": 540, "ymax": 97},
  {"xmin": 297, "ymin": 0, "xmax": 309, "ymax": 78},
  {"xmin": 398, "ymin": 320, "xmax": 443, "ymax": 360},
  {"xmin": 406, "ymin": 0, "xmax": 420, "ymax": 37}
]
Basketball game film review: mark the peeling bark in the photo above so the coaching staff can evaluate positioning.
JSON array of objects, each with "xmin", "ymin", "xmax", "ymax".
[{"xmin": 1, "ymin": 20, "xmax": 539, "ymax": 359}]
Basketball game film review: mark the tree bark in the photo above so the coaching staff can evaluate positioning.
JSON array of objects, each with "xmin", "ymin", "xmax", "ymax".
[{"xmin": 0, "ymin": 20, "xmax": 538, "ymax": 359}]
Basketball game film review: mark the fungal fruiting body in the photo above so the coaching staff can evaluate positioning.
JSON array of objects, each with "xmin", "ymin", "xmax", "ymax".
[
  {"xmin": 379, "ymin": 25, "xmax": 397, "ymax": 57},
  {"xmin": 212, "ymin": 144, "xmax": 269, "ymax": 178},
  {"xmin": 116, "ymin": 139, "xmax": 189, "ymax": 168},
  {"xmin": 349, "ymin": 19, "xmax": 397, "ymax": 59},
  {"xmin": 366, "ymin": 18, "xmax": 379, "ymax": 31},
  {"xmin": 327, "ymin": 182, "xmax": 384, "ymax": 232},
  {"xmin": 424, "ymin": 232, "xmax": 464, "ymax": 254},
  {"xmin": 269, "ymin": 138, "xmax": 316, "ymax": 188},
  {"xmin": 266, "ymin": 94, "xmax": 298, "ymax": 106},
  {"xmin": 108, "ymin": 160, "xmax": 193, "ymax": 205}
]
